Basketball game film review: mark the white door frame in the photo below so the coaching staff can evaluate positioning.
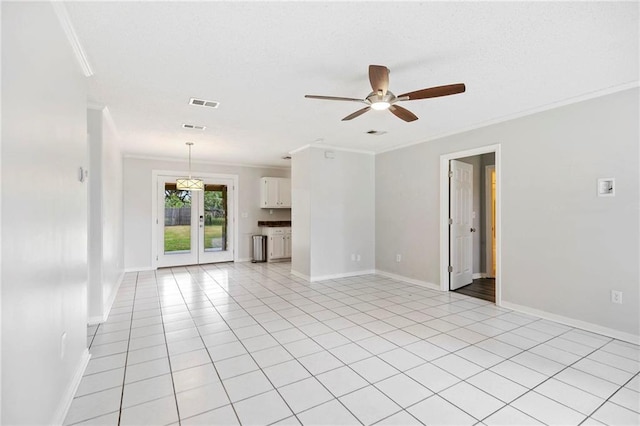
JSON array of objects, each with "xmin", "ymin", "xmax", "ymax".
[
  {"xmin": 439, "ymin": 144, "xmax": 502, "ymax": 305},
  {"xmin": 151, "ymin": 169, "xmax": 239, "ymax": 269}
]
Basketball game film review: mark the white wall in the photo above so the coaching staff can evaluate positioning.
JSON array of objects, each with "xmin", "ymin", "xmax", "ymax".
[
  {"xmin": 123, "ymin": 157, "xmax": 291, "ymax": 269},
  {"xmin": 292, "ymin": 147, "xmax": 375, "ymax": 280},
  {"xmin": 87, "ymin": 108, "xmax": 124, "ymax": 323},
  {"xmin": 376, "ymin": 88, "xmax": 639, "ymax": 339},
  {"xmin": 1, "ymin": 2, "xmax": 89, "ymax": 424},
  {"xmin": 291, "ymin": 148, "xmax": 311, "ymax": 277}
]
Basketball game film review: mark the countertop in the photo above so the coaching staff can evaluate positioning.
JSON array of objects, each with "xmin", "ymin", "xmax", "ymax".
[{"xmin": 258, "ymin": 221, "xmax": 292, "ymax": 227}]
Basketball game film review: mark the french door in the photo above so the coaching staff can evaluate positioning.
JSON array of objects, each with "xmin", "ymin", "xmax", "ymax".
[{"xmin": 157, "ymin": 175, "xmax": 234, "ymax": 267}]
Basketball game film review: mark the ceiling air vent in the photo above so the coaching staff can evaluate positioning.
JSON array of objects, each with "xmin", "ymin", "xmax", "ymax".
[
  {"xmin": 182, "ymin": 123, "xmax": 206, "ymax": 130},
  {"xmin": 189, "ymin": 98, "xmax": 219, "ymax": 108}
]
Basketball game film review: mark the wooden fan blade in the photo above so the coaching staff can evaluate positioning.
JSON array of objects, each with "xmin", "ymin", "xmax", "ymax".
[
  {"xmin": 398, "ymin": 83, "xmax": 466, "ymax": 100},
  {"xmin": 369, "ymin": 65, "xmax": 389, "ymax": 95},
  {"xmin": 389, "ymin": 105, "xmax": 418, "ymax": 122},
  {"xmin": 342, "ymin": 106, "xmax": 371, "ymax": 121},
  {"xmin": 305, "ymin": 95, "xmax": 366, "ymax": 103}
]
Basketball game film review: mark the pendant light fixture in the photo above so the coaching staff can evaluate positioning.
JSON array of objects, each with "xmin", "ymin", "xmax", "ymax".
[{"xmin": 176, "ymin": 142, "xmax": 204, "ymax": 190}]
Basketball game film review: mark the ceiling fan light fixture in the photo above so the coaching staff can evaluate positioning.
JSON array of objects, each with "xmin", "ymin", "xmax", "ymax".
[
  {"xmin": 370, "ymin": 101, "xmax": 391, "ymax": 111},
  {"xmin": 176, "ymin": 142, "xmax": 203, "ymax": 191}
]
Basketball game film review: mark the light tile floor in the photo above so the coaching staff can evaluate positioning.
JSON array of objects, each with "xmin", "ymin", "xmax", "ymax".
[{"xmin": 66, "ymin": 262, "xmax": 639, "ymax": 425}]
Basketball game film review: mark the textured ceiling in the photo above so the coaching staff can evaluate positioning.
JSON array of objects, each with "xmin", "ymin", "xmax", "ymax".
[{"xmin": 65, "ymin": 1, "xmax": 639, "ymax": 167}]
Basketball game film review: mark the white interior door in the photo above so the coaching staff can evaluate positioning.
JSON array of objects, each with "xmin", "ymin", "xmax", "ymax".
[
  {"xmin": 157, "ymin": 176, "xmax": 234, "ymax": 267},
  {"xmin": 450, "ymin": 160, "xmax": 473, "ymax": 290}
]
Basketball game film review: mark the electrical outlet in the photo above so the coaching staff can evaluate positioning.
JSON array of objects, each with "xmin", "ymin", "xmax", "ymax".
[
  {"xmin": 356, "ymin": 254, "xmax": 361, "ymax": 262},
  {"xmin": 611, "ymin": 290, "xmax": 623, "ymax": 304},
  {"xmin": 396, "ymin": 254, "xmax": 401, "ymax": 262}
]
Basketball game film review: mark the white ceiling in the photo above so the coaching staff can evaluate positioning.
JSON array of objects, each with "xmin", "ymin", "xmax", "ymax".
[{"xmin": 65, "ymin": 1, "xmax": 639, "ymax": 167}]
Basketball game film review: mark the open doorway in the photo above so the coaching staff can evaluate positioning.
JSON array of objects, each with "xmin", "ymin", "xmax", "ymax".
[{"xmin": 440, "ymin": 145, "xmax": 501, "ymax": 304}]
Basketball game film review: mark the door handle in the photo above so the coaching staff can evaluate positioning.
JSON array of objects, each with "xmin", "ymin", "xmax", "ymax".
[{"xmin": 470, "ymin": 227, "xmax": 476, "ymax": 232}]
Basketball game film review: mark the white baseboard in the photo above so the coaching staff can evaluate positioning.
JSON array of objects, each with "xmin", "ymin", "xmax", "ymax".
[
  {"xmin": 236, "ymin": 257, "xmax": 253, "ymax": 263},
  {"xmin": 310, "ymin": 269, "xmax": 376, "ymax": 282},
  {"xmin": 102, "ymin": 272, "xmax": 124, "ymax": 322},
  {"xmin": 124, "ymin": 266, "xmax": 156, "ymax": 273},
  {"xmin": 290, "ymin": 269, "xmax": 376, "ymax": 282},
  {"xmin": 87, "ymin": 315, "xmax": 104, "ymax": 326},
  {"xmin": 53, "ymin": 348, "xmax": 90, "ymax": 425},
  {"xmin": 472, "ymin": 273, "xmax": 488, "ymax": 279},
  {"xmin": 375, "ymin": 270, "xmax": 441, "ymax": 291},
  {"xmin": 501, "ymin": 301, "xmax": 640, "ymax": 345},
  {"xmin": 88, "ymin": 272, "xmax": 124, "ymax": 325},
  {"xmin": 290, "ymin": 269, "xmax": 310, "ymax": 281}
]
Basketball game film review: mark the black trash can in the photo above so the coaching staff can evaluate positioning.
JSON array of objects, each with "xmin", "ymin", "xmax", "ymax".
[{"xmin": 252, "ymin": 235, "xmax": 267, "ymax": 263}]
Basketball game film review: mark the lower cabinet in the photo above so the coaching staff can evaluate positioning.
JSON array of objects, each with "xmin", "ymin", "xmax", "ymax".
[{"xmin": 262, "ymin": 227, "xmax": 292, "ymax": 262}]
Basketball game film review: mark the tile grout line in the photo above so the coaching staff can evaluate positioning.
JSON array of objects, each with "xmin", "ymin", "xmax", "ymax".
[
  {"xmin": 166, "ymin": 266, "xmax": 244, "ymax": 425},
  {"xmin": 473, "ymin": 325, "xmax": 616, "ymax": 425},
  {"xmin": 82, "ymin": 264, "xmax": 638, "ymax": 426},
  {"xmin": 153, "ymin": 269, "xmax": 187, "ymax": 425},
  {"xmin": 191, "ymin": 264, "xmax": 368, "ymax": 425},
  {"xmin": 189, "ymin": 263, "xmax": 596, "ymax": 425},
  {"xmin": 183, "ymin": 264, "xmax": 320, "ymax": 425},
  {"xmin": 116, "ymin": 272, "xmax": 140, "ymax": 426},
  {"xmin": 578, "ymin": 371, "xmax": 640, "ymax": 425}
]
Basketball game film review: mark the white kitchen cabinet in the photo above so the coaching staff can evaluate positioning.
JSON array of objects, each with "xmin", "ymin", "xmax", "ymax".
[
  {"xmin": 284, "ymin": 228, "xmax": 292, "ymax": 258},
  {"xmin": 262, "ymin": 227, "xmax": 292, "ymax": 261},
  {"xmin": 260, "ymin": 177, "xmax": 291, "ymax": 208}
]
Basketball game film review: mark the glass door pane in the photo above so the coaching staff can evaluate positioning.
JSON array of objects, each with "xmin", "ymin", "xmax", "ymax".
[
  {"xmin": 157, "ymin": 179, "xmax": 198, "ymax": 268},
  {"xmin": 203, "ymin": 184, "xmax": 227, "ymax": 252},
  {"xmin": 164, "ymin": 183, "xmax": 192, "ymax": 254},
  {"xmin": 198, "ymin": 179, "xmax": 234, "ymax": 264}
]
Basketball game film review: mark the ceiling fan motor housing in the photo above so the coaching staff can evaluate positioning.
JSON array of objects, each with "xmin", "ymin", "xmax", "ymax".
[{"xmin": 367, "ymin": 90, "xmax": 396, "ymax": 106}]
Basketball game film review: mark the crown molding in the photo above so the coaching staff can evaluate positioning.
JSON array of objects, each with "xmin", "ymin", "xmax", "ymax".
[
  {"xmin": 123, "ymin": 154, "xmax": 290, "ymax": 170},
  {"xmin": 289, "ymin": 143, "xmax": 375, "ymax": 156},
  {"xmin": 376, "ymin": 81, "xmax": 640, "ymax": 155},
  {"xmin": 51, "ymin": 2, "xmax": 94, "ymax": 77}
]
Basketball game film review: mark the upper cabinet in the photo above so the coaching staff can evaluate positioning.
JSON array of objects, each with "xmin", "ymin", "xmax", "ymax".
[{"xmin": 260, "ymin": 177, "xmax": 291, "ymax": 208}]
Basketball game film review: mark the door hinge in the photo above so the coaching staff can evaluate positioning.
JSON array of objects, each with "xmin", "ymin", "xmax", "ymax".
[
  {"xmin": 448, "ymin": 218, "xmax": 453, "ymax": 225},
  {"xmin": 448, "ymin": 170, "xmax": 453, "ymax": 178},
  {"xmin": 156, "ymin": 218, "xmax": 158, "ymax": 224},
  {"xmin": 448, "ymin": 265, "xmax": 453, "ymax": 273},
  {"xmin": 156, "ymin": 255, "xmax": 159, "ymax": 261}
]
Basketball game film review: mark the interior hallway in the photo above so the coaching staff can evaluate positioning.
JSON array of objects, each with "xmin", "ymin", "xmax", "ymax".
[{"xmin": 68, "ymin": 262, "xmax": 639, "ymax": 425}]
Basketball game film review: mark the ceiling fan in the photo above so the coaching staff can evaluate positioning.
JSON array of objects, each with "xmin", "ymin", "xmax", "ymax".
[{"xmin": 305, "ymin": 65, "xmax": 465, "ymax": 122}]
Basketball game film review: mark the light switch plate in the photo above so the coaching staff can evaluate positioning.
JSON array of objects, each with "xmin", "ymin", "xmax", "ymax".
[{"xmin": 597, "ymin": 178, "xmax": 615, "ymax": 197}]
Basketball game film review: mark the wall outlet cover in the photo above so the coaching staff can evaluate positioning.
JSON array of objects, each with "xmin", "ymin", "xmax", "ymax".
[
  {"xmin": 597, "ymin": 178, "xmax": 615, "ymax": 197},
  {"xmin": 611, "ymin": 290, "xmax": 623, "ymax": 304}
]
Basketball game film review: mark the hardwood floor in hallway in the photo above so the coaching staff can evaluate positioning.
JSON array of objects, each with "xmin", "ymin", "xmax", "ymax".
[{"xmin": 453, "ymin": 278, "xmax": 496, "ymax": 303}]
